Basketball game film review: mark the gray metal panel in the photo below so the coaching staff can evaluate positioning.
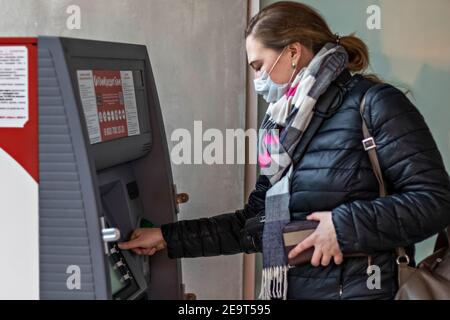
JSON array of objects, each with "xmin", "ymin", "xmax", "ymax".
[
  {"xmin": 38, "ymin": 37, "xmax": 108, "ymax": 300},
  {"xmin": 131, "ymin": 44, "xmax": 183, "ymax": 299}
]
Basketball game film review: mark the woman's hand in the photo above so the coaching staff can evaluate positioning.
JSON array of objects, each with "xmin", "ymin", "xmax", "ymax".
[
  {"xmin": 118, "ymin": 228, "xmax": 167, "ymax": 256},
  {"xmin": 288, "ymin": 211, "xmax": 343, "ymax": 267}
]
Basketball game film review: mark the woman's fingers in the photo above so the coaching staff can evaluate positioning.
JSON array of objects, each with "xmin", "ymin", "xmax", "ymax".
[
  {"xmin": 141, "ymin": 247, "xmax": 155, "ymax": 255},
  {"xmin": 306, "ymin": 212, "xmax": 321, "ymax": 221},
  {"xmin": 288, "ymin": 233, "xmax": 315, "ymax": 259},
  {"xmin": 311, "ymin": 246, "xmax": 322, "ymax": 267},
  {"xmin": 155, "ymin": 243, "xmax": 165, "ymax": 250},
  {"xmin": 118, "ymin": 228, "xmax": 166, "ymax": 254},
  {"xmin": 333, "ymin": 253, "xmax": 344, "ymax": 265},
  {"xmin": 134, "ymin": 247, "xmax": 158, "ymax": 256},
  {"xmin": 321, "ymin": 254, "xmax": 331, "ymax": 267},
  {"xmin": 130, "ymin": 229, "xmax": 142, "ymax": 240},
  {"xmin": 118, "ymin": 236, "xmax": 145, "ymax": 250}
]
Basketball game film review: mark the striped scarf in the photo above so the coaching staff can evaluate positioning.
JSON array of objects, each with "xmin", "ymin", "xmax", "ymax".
[{"xmin": 258, "ymin": 43, "xmax": 349, "ymax": 300}]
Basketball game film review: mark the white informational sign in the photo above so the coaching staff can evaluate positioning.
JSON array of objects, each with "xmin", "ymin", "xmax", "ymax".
[
  {"xmin": 77, "ymin": 70, "xmax": 101, "ymax": 144},
  {"xmin": 77, "ymin": 70, "xmax": 140, "ymax": 144},
  {"xmin": 120, "ymin": 70, "xmax": 140, "ymax": 137},
  {"xmin": 0, "ymin": 46, "xmax": 28, "ymax": 128},
  {"xmin": 0, "ymin": 148, "xmax": 39, "ymax": 299}
]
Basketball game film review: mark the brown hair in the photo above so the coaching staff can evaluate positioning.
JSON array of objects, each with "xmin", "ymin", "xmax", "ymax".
[{"xmin": 246, "ymin": 1, "xmax": 377, "ymax": 78}]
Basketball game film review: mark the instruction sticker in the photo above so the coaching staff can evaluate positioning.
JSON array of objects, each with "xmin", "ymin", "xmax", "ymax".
[
  {"xmin": 0, "ymin": 46, "xmax": 28, "ymax": 128},
  {"xmin": 77, "ymin": 70, "xmax": 140, "ymax": 144}
]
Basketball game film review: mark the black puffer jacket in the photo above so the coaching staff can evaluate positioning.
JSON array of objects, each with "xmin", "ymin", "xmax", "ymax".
[{"xmin": 161, "ymin": 70, "xmax": 450, "ymax": 300}]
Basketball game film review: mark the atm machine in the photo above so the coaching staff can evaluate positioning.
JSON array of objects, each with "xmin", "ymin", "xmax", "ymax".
[{"xmin": 37, "ymin": 36, "xmax": 183, "ymax": 299}]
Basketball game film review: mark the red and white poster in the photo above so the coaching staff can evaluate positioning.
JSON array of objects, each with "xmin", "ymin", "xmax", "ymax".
[
  {"xmin": 0, "ymin": 46, "xmax": 28, "ymax": 127},
  {"xmin": 77, "ymin": 70, "xmax": 140, "ymax": 144},
  {"xmin": 0, "ymin": 38, "xmax": 39, "ymax": 299}
]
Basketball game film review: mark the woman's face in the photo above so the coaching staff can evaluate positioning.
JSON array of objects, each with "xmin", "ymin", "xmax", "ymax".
[{"xmin": 246, "ymin": 34, "xmax": 299, "ymax": 84}]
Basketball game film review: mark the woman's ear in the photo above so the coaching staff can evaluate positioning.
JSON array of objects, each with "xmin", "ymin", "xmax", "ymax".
[{"xmin": 288, "ymin": 42, "xmax": 302, "ymax": 65}]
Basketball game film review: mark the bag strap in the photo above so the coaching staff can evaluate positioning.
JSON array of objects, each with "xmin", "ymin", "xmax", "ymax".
[
  {"xmin": 361, "ymin": 89, "xmax": 450, "ymax": 294},
  {"xmin": 359, "ymin": 90, "xmax": 410, "ymax": 265},
  {"xmin": 360, "ymin": 95, "xmax": 387, "ymax": 197}
]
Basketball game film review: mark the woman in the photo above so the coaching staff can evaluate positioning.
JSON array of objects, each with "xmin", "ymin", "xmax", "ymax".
[{"xmin": 119, "ymin": 1, "xmax": 450, "ymax": 300}]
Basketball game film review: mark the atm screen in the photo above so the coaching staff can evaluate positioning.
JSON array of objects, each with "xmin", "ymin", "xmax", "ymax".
[{"xmin": 77, "ymin": 70, "xmax": 140, "ymax": 145}]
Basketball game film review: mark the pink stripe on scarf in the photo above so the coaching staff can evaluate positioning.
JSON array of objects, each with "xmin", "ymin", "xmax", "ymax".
[
  {"xmin": 286, "ymin": 83, "xmax": 299, "ymax": 97},
  {"xmin": 258, "ymin": 131, "xmax": 281, "ymax": 168}
]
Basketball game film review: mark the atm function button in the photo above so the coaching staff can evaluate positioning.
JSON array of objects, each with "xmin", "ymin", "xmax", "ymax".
[
  {"xmin": 122, "ymin": 273, "xmax": 132, "ymax": 281},
  {"xmin": 114, "ymin": 259, "xmax": 125, "ymax": 269}
]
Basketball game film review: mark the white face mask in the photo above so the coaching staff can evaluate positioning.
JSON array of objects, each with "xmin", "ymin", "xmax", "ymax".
[{"xmin": 253, "ymin": 47, "xmax": 290, "ymax": 103}]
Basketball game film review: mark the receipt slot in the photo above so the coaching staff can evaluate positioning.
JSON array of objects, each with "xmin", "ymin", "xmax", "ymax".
[{"xmin": 1, "ymin": 36, "xmax": 183, "ymax": 299}]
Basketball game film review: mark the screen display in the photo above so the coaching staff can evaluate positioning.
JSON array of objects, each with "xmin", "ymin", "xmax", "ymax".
[{"xmin": 77, "ymin": 70, "xmax": 140, "ymax": 144}]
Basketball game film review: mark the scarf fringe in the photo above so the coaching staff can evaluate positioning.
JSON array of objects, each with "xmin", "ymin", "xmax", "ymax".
[{"xmin": 258, "ymin": 265, "xmax": 289, "ymax": 300}]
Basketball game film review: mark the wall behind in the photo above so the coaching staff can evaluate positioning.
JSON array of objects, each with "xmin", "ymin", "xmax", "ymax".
[{"xmin": 0, "ymin": 0, "xmax": 248, "ymax": 299}]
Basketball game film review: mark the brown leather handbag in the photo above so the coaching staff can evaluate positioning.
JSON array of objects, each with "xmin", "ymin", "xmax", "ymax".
[{"xmin": 359, "ymin": 92, "xmax": 450, "ymax": 300}]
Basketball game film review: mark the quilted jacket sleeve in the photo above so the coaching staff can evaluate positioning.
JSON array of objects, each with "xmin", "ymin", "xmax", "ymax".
[
  {"xmin": 160, "ymin": 174, "xmax": 270, "ymax": 258},
  {"xmin": 332, "ymin": 84, "xmax": 450, "ymax": 253}
]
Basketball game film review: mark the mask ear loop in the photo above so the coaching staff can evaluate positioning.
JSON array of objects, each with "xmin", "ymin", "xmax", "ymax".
[
  {"xmin": 286, "ymin": 53, "xmax": 300, "ymax": 91},
  {"xmin": 287, "ymin": 65, "xmax": 298, "ymax": 87},
  {"xmin": 267, "ymin": 46, "xmax": 288, "ymax": 76}
]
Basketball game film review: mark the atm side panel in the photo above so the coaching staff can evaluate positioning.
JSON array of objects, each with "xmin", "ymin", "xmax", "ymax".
[
  {"xmin": 131, "ymin": 48, "xmax": 183, "ymax": 299},
  {"xmin": 38, "ymin": 37, "xmax": 108, "ymax": 299}
]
